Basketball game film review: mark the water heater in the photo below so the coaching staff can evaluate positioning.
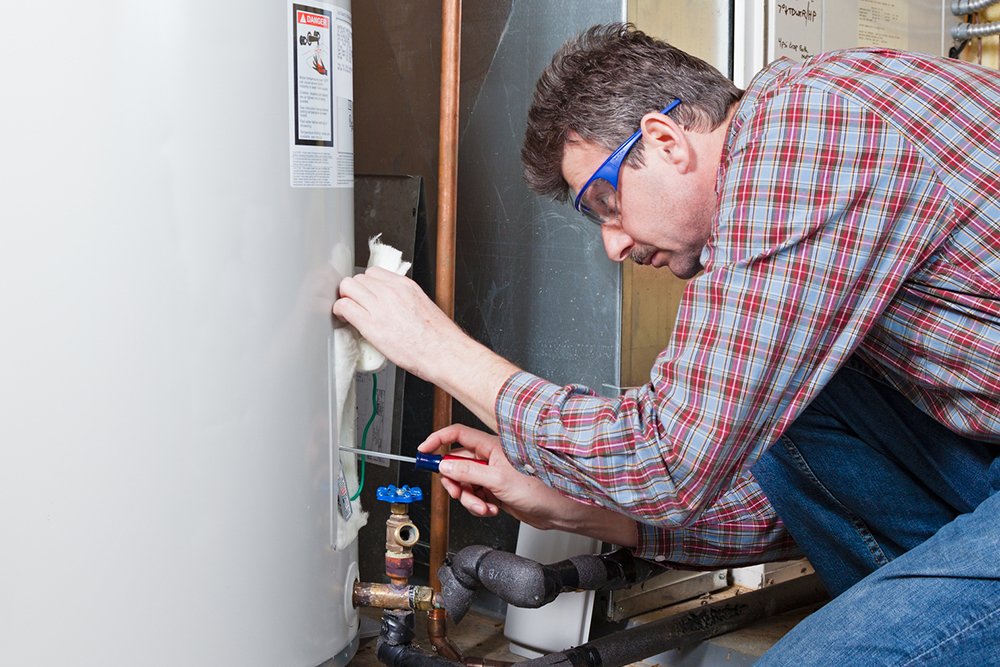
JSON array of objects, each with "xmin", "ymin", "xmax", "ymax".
[{"xmin": 0, "ymin": 2, "xmax": 359, "ymax": 665}]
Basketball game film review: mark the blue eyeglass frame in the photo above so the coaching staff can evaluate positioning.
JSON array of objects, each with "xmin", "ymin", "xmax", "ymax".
[{"xmin": 572, "ymin": 99, "xmax": 682, "ymax": 224}]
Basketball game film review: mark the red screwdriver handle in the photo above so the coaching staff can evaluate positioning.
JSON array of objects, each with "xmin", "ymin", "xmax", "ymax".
[{"xmin": 443, "ymin": 454, "xmax": 489, "ymax": 466}]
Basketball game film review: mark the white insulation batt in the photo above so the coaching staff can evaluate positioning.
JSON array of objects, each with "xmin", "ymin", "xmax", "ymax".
[{"xmin": 334, "ymin": 235, "xmax": 412, "ymax": 549}]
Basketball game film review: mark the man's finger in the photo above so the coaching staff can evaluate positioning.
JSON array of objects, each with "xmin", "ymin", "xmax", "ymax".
[
  {"xmin": 437, "ymin": 457, "xmax": 504, "ymax": 489},
  {"xmin": 337, "ymin": 274, "xmax": 377, "ymax": 302},
  {"xmin": 457, "ymin": 489, "xmax": 490, "ymax": 516},
  {"xmin": 438, "ymin": 476, "xmax": 463, "ymax": 499},
  {"xmin": 331, "ymin": 296, "xmax": 362, "ymax": 323},
  {"xmin": 417, "ymin": 423, "xmax": 493, "ymax": 454}
]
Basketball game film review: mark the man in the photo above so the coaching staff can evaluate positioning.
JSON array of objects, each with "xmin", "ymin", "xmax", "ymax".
[{"xmin": 335, "ymin": 24, "xmax": 1000, "ymax": 664}]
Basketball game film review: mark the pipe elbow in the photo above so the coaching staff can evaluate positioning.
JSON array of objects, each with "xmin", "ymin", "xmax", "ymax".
[{"xmin": 437, "ymin": 546, "xmax": 667, "ymax": 624}]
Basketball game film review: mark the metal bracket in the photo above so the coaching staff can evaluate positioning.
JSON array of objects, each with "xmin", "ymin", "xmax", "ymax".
[{"xmin": 608, "ymin": 569, "xmax": 728, "ymax": 621}]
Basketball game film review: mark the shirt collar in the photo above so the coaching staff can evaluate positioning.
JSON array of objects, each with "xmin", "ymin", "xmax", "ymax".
[{"xmin": 726, "ymin": 57, "xmax": 797, "ymax": 154}]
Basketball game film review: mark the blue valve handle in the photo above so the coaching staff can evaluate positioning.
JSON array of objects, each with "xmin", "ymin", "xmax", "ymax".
[{"xmin": 376, "ymin": 485, "xmax": 423, "ymax": 503}]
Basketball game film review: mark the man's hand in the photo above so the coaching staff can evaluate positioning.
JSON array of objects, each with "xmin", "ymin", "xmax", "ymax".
[
  {"xmin": 333, "ymin": 267, "xmax": 461, "ymax": 379},
  {"xmin": 420, "ymin": 424, "xmax": 638, "ymax": 547},
  {"xmin": 333, "ymin": 268, "xmax": 521, "ymax": 431}
]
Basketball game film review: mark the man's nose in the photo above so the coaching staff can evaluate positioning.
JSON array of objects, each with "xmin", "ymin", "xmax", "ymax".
[{"xmin": 601, "ymin": 223, "xmax": 634, "ymax": 263}]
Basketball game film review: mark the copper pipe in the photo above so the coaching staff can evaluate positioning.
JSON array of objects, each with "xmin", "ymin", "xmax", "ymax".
[
  {"xmin": 430, "ymin": 0, "xmax": 462, "ymax": 599},
  {"xmin": 427, "ymin": 1, "xmax": 462, "ymax": 660},
  {"xmin": 427, "ymin": 608, "xmax": 464, "ymax": 662}
]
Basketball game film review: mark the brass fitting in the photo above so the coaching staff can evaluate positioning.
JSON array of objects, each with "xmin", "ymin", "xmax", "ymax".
[
  {"xmin": 386, "ymin": 504, "xmax": 420, "ymax": 548},
  {"xmin": 385, "ymin": 502, "xmax": 419, "ymax": 583},
  {"xmin": 352, "ymin": 581, "xmax": 441, "ymax": 611}
]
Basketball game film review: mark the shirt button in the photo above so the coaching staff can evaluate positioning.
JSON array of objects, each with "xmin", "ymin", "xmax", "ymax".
[
  {"xmin": 523, "ymin": 464, "xmax": 536, "ymax": 475},
  {"xmin": 654, "ymin": 556, "xmax": 666, "ymax": 562}
]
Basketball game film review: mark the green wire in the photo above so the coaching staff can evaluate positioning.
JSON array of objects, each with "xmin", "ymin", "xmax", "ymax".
[{"xmin": 350, "ymin": 372, "xmax": 377, "ymax": 501}]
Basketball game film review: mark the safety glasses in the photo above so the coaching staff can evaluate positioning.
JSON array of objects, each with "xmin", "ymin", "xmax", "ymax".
[{"xmin": 572, "ymin": 100, "xmax": 682, "ymax": 226}]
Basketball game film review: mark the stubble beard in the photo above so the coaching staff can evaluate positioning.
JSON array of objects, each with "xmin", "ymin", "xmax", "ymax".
[{"xmin": 629, "ymin": 245, "xmax": 657, "ymax": 266}]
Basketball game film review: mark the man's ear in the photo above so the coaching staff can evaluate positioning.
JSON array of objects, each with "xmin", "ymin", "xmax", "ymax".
[{"xmin": 639, "ymin": 112, "xmax": 692, "ymax": 173}]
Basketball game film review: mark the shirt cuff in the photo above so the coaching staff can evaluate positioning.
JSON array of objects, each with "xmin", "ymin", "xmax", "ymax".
[
  {"xmin": 631, "ymin": 473, "xmax": 802, "ymax": 567},
  {"xmin": 495, "ymin": 370, "xmax": 563, "ymax": 483},
  {"xmin": 634, "ymin": 521, "xmax": 682, "ymax": 563}
]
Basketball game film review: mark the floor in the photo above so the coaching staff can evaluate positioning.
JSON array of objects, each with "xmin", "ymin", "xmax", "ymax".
[{"xmin": 348, "ymin": 589, "xmax": 822, "ymax": 667}]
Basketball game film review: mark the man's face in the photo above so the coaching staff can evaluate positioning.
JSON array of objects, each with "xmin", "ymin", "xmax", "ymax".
[{"xmin": 561, "ymin": 131, "xmax": 716, "ymax": 280}]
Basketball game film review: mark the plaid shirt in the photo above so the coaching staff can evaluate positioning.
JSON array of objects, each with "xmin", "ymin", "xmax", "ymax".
[{"xmin": 496, "ymin": 49, "xmax": 1000, "ymax": 566}]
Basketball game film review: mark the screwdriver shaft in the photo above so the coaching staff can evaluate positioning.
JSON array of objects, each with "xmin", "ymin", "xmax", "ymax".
[{"xmin": 338, "ymin": 446, "xmax": 416, "ymax": 464}]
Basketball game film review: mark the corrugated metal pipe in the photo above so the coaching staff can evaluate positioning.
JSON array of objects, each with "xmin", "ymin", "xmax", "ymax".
[
  {"xmin": 953, "ymin": 18, "xmax": 1000, "ymax": 39},
  {"xmin": 952, "ymin": 0, "xmax": 1000, "ymax": 15},
  {"xmin": 436, "ymin": 546, "xmax": 668, "ymax": 624},
  {"xmin": 376, "ymin": 574, "xmax": 829, "ymax": 667}
]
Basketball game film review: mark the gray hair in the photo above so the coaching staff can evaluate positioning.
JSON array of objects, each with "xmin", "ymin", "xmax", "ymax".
[{"xmin": 522, "ymin": 23, "xmax": 743, "ymax": 200}]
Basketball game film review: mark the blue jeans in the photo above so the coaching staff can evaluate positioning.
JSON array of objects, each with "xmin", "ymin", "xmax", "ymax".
[{"xmin": 752, "ymin": 357, "xmax": 1000, "ymax": 666}]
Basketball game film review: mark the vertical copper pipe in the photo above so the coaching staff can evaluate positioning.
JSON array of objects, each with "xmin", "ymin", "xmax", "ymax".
[
  {"xmin": 428, "ymin": 0, "xmax": 463, "ymax": 654},
  {"xmin": 430, "ymin": 0, "xmax": 462, "ymax": 600}
]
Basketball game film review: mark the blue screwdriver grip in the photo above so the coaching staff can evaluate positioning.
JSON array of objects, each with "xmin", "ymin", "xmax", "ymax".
[{"xmin": 413, "ymin": 452, "xmax": 443, "ymax": 472}]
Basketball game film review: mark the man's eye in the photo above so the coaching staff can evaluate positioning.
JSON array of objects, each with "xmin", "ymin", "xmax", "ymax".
[{"xmin": 598, "ymin": 193, "xmax": 616, "ymax": 214}]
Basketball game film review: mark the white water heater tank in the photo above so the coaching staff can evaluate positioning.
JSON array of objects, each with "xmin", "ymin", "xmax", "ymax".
[{"xmin": 0, "ymin": 2, "xmax": 359, "ymax": 665}]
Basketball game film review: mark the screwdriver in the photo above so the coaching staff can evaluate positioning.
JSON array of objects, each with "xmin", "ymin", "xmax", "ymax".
[{"xmin": 338, "ymin": 446, "xmax": 489, "ymax": 473}]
